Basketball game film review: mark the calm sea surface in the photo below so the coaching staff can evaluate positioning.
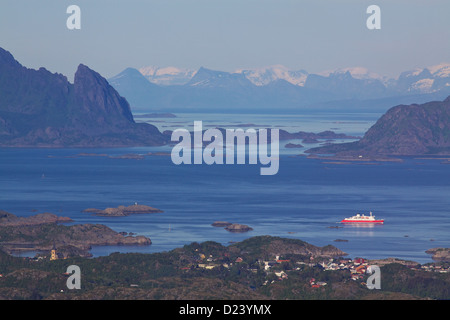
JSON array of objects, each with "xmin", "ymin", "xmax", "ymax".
[{"xmin": 1, "ymin": 113, "xmax": 449, "ymax": 264}]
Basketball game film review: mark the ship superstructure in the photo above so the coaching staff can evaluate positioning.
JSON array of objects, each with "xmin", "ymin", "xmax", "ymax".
[{"xmin": 341, "ymin": 212, "xmax": 384, "ymax": 224}]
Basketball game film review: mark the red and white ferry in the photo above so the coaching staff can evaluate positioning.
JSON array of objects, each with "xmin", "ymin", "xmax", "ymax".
[{"xmin": 341, "ymin": 211, "xmax": 384, "ymax": 224}]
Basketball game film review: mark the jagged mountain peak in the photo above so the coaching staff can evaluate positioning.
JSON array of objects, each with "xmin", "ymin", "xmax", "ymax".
[
  {"xmin": 73, "ymin": 63, "xmax": 134, "ymax": 125},
  {"xmin": 116, "ymin": 67, "xmax": 145, "ymax": 77},
  {"xmin": 0, "ymin": 47, "xmax": 20, "ymax": 68},
  {"xmin": 428, "ymin": 63, "xmax": 450, "ymax": 77},
  {"xmin": 138, "ymin": 65, "xmax": 197, "ymax": 86},
  {"xmin": 318, "ymin": 67, "xmax": 387, "ymax": 83},
  {"xmin": 186, "ymin": 67, "xmax": 254, "ymax": 88},
  {"xmin": 235, "ymin": 65, "xmax": 309, "ymax": 86}
]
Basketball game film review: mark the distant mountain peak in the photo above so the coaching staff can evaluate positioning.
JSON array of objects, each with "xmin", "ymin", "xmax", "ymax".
[
  {"xmin": 138, "ymin": 65, "xmax": 197, "ymax": 86},
  {"xmin": 123, "ymin": 67, "xmax": 146, "ymax": 76},
  {"xmin": 186, "ymin": 67, "xmax": 254, "ymax": 88},
  {"xmin": 428, "ymin": 63, "xmax": 450, "ymax": 77},
  {"xmin": 235, "ymin": 65, "xmax": 308, "ymax": 86},
  {"xmin": 396, "ymin": 63, "xmax": 450, "ymax": 94},
  {"xmin": 318, "ymin": 67, "xmax": 387, "ymax": 82}
]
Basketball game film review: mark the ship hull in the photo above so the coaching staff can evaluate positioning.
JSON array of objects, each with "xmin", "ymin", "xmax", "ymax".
[{"xmin": 341, "ymin": 219, "xmax": 384, "ymax": 224}]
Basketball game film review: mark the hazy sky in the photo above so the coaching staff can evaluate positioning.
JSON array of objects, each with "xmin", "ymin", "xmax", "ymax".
[{"xmin": 1, "ymin": 0, "xmax": 449, "ymax": 81}]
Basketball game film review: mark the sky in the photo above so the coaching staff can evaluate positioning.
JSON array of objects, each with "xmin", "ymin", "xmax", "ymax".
[{"xmin": 1, "ymin": 0, "xmax": 450, "ymax": 81}]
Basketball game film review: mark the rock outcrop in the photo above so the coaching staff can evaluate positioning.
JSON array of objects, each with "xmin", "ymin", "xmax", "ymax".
[
  {"xmin": 0, "ymin": 210, "xmax": 151, "ymax": 256},
  {"xmin": 211, "ymin": 221, "xmax": 253, "ymax": 232},
  {"xmin": 285, "ymin": 143, "xmax": 304, "ymax": 148},
  {"xmin": 426, "ymin": 248, "xmax": 450, "ymax": 262},
  {"xmin": 224, "ymin": 224, "xmax": 253, "ymax": 233},
  {"xmin": 83, "ymin": 204, "xmax": 163, "ymax": 217},
  {"xmin": 211, "ymin": 221, "xmax": 233, "ymax": 227},
  {"xmin": 0, "ymin": 211, "xmax": 72, "ymax": 227}
]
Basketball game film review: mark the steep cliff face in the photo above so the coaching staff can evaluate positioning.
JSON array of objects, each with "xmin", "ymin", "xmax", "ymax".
[
  {"xmin": 307, "ymin": 96, "xmax": 450, "ymax": 156},
  {"xmin": 72, "ymin": 64, "xmax": 134, "ymax": 129},
  {"xmin": 0, "ymin": 47, "xmax": 167, "ymax": 147}
]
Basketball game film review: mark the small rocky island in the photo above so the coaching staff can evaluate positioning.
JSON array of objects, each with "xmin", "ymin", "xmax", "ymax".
[
  {"xmin": 0, "ymin": 210, "xmax": 151, "ymax": 258},
  {"xmin": 83, "ymin": 204, "xmax": 163, "ymax": 217},
  {"xmin": 0, "ymin": 211, "xmax": 72, "ymax": 226},
  {"xmin": 285, "ymin": 143, "xmax": 304, "ymax": 148},
  {"xmin": 426, "ymin": 248, "xmax": 450, "ymax": 262},
  {"xmin": 211, "ymin": 221, "xmax": 253, "ymax": 233}
]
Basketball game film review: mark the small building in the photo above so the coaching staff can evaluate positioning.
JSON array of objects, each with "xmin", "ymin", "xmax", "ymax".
[
  {"xmin": 351, "ymin": 274, "xmax": 364, "ymax": 280},
  {"xmin": 50, "ymin": 244, "xmax": 58, "ymax": 261},
  {"xmin": 276, "ymin": 259, "xmax": 290, "ymax": 263},
  {"xmin": 274, "ymin": 271, "xmax": 288, "ymax": 279},
  {"xmin": 355, "ymin": 265, "xmax": 367, "ymax": 274}
]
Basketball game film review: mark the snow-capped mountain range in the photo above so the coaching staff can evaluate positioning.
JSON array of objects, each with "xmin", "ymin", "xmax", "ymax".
[
  {"xmin": 137, "ymin": 63, "xmax": 450, "ymax": 94},
  {"xmin": 395, "ymin": 63, "xmax": 450, "ymax": 94},
  {"xmin": 235, "ymin": 65, "xmax": 309, "ymax": 86},
  {"xmin": 108, "ymin": 63, "xmax": 450, "ymax": 112},
  {"xmin": 139, "ymin": 66, "xmax": 197, "ymax": 86}
]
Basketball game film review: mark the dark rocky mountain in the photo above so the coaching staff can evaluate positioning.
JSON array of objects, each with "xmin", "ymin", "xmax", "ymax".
[
  {"xmin": 0, "ymin": 48, "xmax": 167, "ymax": 147},
  {"xmin": 307, "ymin": 96, "xmax": 450, "ymax": 156}
]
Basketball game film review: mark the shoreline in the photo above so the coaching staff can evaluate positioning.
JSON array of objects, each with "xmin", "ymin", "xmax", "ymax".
[{"xmin": 8, "ymin": 234, "xmax": 445, "ymax": 267}]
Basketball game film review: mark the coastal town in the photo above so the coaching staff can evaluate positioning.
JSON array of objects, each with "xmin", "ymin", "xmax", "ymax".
[
  {"xmin": 20, "ymin": 233, "xmax": 450, "ymax": 285},
  {"xmin": 189, "ymin": 250, "xmax": 450, "ymax": 288},
  {"xmin": 1, "ymin": 234, "xmax": 450, "ymax": 300}
]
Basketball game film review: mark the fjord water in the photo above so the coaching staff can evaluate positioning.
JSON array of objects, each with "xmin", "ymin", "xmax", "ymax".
[{"xmin": 1, "ymin": 113, "xmax": 449, "ymax": 264}]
